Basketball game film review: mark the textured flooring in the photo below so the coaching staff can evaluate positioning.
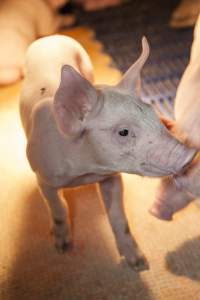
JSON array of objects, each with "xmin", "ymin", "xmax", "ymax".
[
  {"xmin": 77, "ymin": 0, "xmax": 193, "ymax": 118},
  {"xmin": 1, "ymin": 13, "xmax": 200, "ymax": 300}
]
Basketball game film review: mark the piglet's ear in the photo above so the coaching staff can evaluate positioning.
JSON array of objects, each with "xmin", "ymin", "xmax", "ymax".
[
  {"xmin": 117, "ymin": 36, "xmax": 150, "ymax": 95},
  {"xmin": 53, "ymin": 65, "xmax": 97, "ymax": 136}
]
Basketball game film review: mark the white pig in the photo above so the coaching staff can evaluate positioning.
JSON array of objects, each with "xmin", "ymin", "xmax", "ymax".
[{"xmin": 20, "ymin": 35, "xmax": 196, "ymax": 270}]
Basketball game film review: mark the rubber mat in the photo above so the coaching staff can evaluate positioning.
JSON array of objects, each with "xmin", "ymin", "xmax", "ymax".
[{"xmin": 77, "ymin": 0, "xmax": 194, "ymax": 119}]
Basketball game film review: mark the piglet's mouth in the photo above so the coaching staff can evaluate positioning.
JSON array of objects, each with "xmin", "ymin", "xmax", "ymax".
[
  {"xmin": 141, "ymin": 156, "xmax": 196, "ymax": 177},
  {"xmin": 173, "ymin": 149, "xmax": 198, "ymax": 177}
]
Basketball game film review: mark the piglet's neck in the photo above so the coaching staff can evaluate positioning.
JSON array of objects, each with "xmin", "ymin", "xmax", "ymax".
[{"xmin": 64, "ymin": 133, "xmax": 114, "ymax": 179}]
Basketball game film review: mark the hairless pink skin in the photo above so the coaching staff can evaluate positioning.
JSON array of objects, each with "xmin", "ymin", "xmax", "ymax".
[{"xmin": 20, "ymin": 35, "xmax": 196, "ymax": 271}]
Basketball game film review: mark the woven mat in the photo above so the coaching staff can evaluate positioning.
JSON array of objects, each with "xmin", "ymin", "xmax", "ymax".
[{"xmin": 0, "ymin": 25, "xmax": 200, "ymax": 300}]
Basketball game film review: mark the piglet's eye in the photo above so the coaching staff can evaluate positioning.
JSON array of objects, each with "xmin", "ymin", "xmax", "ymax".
[{"xmin": 119, "ymin": 129, "xmax": 129, "ymax": 136}]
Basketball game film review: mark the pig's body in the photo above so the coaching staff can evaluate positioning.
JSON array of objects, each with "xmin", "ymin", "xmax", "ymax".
[
  {"xmin": 174, "ymin": 14, "xmax": 200, "ymax": 148},
  {"xmin": 20, "ymin": 35, "xmax": 195, "ymax": 270},
  {"xmin": 150, "ymin": 15, "xmax": 200, "ymax": 220},
  {"xmin": 20, "ymin": 35, "xmax": 93, "ymax": 137},
  {"xmin": 0, "ymin": 0, "xmax": 74, "ymax": 85},
  {"xmin": 20, "ymin": 35, "xmax": 97, "ymax": 187}
]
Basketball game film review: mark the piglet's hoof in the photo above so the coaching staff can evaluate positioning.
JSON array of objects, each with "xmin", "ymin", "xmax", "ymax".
[
  {"xmin": 122, "ymin": 253, "xmax": 149, "ymax": 272},
  {"xmin": 55, "ymin": 239, "xmax": 73, "ymax": 254},
  {"xmin": 50, "ymin": 227, "xmax": 73, "ymax": 254},
  {"xmin": 128, "ymin": 256, "xmax": 149, "ymax": 272}
]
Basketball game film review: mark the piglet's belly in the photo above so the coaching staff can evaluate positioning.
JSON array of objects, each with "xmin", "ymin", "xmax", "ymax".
[
  {"xmin": 37, "ymin": 169, "xmax": 116, "ymax": 189},
  {"xmin": 66, "ymin": 173, "xmax": 116, "ymax": 188}
]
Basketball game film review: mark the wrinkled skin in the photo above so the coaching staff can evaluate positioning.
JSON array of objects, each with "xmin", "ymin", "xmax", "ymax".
[
  {"xmin": 151, "ymin": 16, "xmax": 200, "ymax": 220},
  {"xmin": 20, "ymin": 35, "xmax": 196, "ymax": 270}
]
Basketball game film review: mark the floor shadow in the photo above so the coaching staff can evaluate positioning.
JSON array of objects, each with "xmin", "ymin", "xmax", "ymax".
[
  {"xmin": 2, "ymin": 184, "xmax": 153, "ymax": 300},
  {"xmin": 166, "ymin": 236, "xmax": 200, "ymax": 281}
]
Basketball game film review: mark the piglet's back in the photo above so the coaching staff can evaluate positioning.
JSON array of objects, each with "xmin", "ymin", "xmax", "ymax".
[{"xmin": 19, "ymin": 34, "xmax": 94, "ymax": 136}]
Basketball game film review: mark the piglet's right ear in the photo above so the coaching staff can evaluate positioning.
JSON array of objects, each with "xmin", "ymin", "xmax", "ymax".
[
  {"xmin": 53, "ymin": 65, "xmax": 97, "ymax": 136},
  {"xmin": 117, "ymin": 37, "xmax": 150, "ymax": 95}
]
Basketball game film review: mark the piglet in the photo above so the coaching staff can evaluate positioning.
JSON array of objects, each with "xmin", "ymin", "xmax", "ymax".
[
  {"xmin": 150, "ymin": 15, "xmax": 200, "ymax": 220},
  {"xmin": 20, "ymin": 35, "xmax": 196, "ymax": 270}
]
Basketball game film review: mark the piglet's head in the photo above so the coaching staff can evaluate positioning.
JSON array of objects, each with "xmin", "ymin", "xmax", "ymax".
[{"xmin": 53, "ymin": 37, "xmax": 196, "ymax": 177}]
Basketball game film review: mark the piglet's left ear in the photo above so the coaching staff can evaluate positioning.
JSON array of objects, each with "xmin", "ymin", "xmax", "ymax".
[
  {"xmin": 53, "ymin": 65, "xmax": 98, "ymax": 136},
  {"xmin": 117, "ymin": 36, "xmax": 150, "ymax": 95}
]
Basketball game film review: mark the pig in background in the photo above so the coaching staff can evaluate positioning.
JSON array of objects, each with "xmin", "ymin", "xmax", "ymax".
[
  {"xmin": 0, "ymin": 0, "xmax": 75, "ymax": 86},
  {"xmin": 0, "ymin": 0, "xmax": 126, "ymax": 86},
  {"xmin": 151, "ymin": 14, "xmax": 200, "ymax": 221},
  {"xmin": 20, "ymin": 34, "xmax": 196, "ymax": 270},
  {"xmin": 170, "ymin": 0, "xmax": 200, "ymax": 28}
]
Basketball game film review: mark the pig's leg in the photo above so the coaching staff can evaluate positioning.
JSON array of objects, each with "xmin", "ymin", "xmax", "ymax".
[
  {"xmin": 39, "ymin": 182, "xmax": 72, "ymax": 252},
  {"xmin": 99, "ymin": 174, "xmax": 148, "ymax": 271},
  {"xmin": 150, "ymin": 177, "xmax": 193, "ymax": 220}
]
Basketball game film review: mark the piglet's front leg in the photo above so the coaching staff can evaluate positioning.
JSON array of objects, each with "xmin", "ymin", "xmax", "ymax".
[
  {"xmin": 39, "ymin": 182, "xmax": 72, "ymax": 253},
  {"xmin": 99, "ymin": 174, "xmax": 148, "ymax": 271}
]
